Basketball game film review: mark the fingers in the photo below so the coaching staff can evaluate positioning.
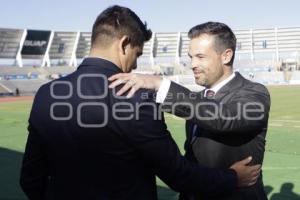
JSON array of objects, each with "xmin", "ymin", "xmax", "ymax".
[
  {"xmin": 108, "ymin": 73, "xmax": 134, "ymax": 96},
  {"xmin": 115, "ymin": 80, "xmax": 135, "ymax": 96},
  {"xmin": 109, "ymin": 79, "xmax": 128, "ymax": 89},
  {"xmin": 247, "ymin": 178, "xmax": 257, "ymax": 186},
  {"xmin": 233, "ymin": 157, "xmax": 262, "ymax": 188},
  {"xmin": 251, "ymin": 164, "xmax": 261, "ymax": 172},
  {"xmin": 108, "ymin": 73, "xmax": 140, "ymax": 97},
  {"xmin": 108, "ymin": 73, "xmax": 145, "ymax": 97},
  {"xmin": 251, "ymin": 168, "xmax": 260, "ymax": 179},
  {"xmin": 126, "ymin": 85, "xmax": 137, "ymax": 98},
  {"xmin": 109, "ymin": 75, "xmax": 132, "ymax": 89},
  {"xmin": 239, "ymin": 156, "xmax": 252, "ymax": 165},
  {"xmin": 247, "ymin": 164, "xmax": 261, "ymax": 177},
  {"xmin": 248, "ymin": 172, "xmax": 260, "ymax": 186},
  {"xmin": 108, "ymin": 73, "xmax": 133, "ymax": 89},
  {"xmin": 248, "ymin": 164, "xmax": 261, "ymax": 177},
  {"xmin": 108, "ymin": 73, "xmax": 130, "ymax": 82},
  {"xmin": 107, "ymin": 73, "xmax": 157, "ymax": 97},
  {"xmin": 246, "ymin": 164, "xmax": 261, "ymax": 186}
]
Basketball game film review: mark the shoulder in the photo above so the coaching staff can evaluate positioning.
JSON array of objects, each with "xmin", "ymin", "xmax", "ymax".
[
  {"xmin": 113, "ymin": 83, "xmax": 156, "ymax": 104},
  {"xmin": 132, "ymin": 88, "xmax": 156, "ymax": 103},
  {"xmin": 242, "ymin": 77, "xmax": 270, "ymax": 96},
  {"xmin": 236, "ymin": 73, "xmax": 270, "ymax": 96}
]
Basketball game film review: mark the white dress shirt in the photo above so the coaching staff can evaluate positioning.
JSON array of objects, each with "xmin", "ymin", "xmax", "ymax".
[{"xmin": 155, "ymin": 72, "xmax": 236, "ymax": 103}]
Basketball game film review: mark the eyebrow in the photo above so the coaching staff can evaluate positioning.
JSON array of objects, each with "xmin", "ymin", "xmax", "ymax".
[{"xmin": 188, "ymin": 53, "xmax": 205, "ymax": 58}]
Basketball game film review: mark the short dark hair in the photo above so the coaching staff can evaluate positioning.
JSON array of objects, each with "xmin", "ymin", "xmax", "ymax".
[
  {"xmin": 91, "ymin": 5, "xmax": 152, "ymax": 48},
  {"xmin": 188, "ymin": 22, "xmax": 236, "ymax": 65}
]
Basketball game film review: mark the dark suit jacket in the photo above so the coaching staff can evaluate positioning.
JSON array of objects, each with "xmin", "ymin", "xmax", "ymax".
[
  {"xmin": 163, "ymin": 72, "xmax": 271, "ymax": 200},
  {"xmin": 20, "ymin": 58, "xmax": 238, "ymax": 200}
]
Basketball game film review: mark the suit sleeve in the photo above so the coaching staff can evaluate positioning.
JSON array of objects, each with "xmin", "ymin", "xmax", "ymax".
[
  {"xmin": 161, "ymin": 81, "xmax": 270, "ymax": 133},
  {"xmin": 117, "ymin": 96, "xmax": 237, "ymax": 196},
  {"xmin": 20, "ymin": 110, "xmax": 49, "ymax": 200}
]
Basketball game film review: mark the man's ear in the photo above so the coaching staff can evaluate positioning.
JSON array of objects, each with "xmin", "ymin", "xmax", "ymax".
[
  {"xmin": 119, "ymin": 36, "xmax": 131, "ymax": 55},
  {"xmin": 222, "ymin": 49, "xmax": 234, "ymax": 65}
]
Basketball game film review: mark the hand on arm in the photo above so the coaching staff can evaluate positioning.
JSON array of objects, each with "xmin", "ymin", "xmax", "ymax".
[
  {"xmin": 229, "ymin": 156, "xmax": 261, "ymax": 187},
  {"xmin": 116, "ymin": 99, "xmax": 260, "ymax": 195}
]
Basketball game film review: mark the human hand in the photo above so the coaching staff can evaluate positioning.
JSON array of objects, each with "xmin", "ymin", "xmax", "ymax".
[
  {"xmin": 230, "ymin": 156, "xmax": 261, "ymax": 187},
  {"xmin": 108, "ymin": 73, "xmax": 162, "ymax": 98}
]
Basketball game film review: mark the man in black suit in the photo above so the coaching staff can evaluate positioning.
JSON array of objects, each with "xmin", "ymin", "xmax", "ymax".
[
  {"xmin": 20, "ymin": 8, "xmax": 261, "ymax": 200},
  {"xmin": 109, "ymin": 22, "xmax": 270, "ymax": 199}
]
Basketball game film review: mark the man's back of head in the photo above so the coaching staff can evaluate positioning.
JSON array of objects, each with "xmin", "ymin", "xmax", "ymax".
[
  {"xmin": 91, "ymin": 5, "xmax": 152, "ymax": 49},
  {"xmin": 89, "ymin": 5, "xmax": 152, "ymax": 72}
]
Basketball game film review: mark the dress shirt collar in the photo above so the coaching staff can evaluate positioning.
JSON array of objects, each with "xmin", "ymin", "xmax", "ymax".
[
  {"xmin": 78, "ymin": 57, "xmax": 122, "ymax": 73},
  {"xmin": 204, "ymin": 72, "xmax": 236, "ymax": 97}
]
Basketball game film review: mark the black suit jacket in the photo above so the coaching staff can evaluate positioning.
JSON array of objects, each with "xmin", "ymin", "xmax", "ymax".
[
  {"xmin": 163, "ymin": 72, "xmax": 271, "ymax": 200},
  {"xmin": 20, "ymin": 58, "xmax": 238, "ymax": 200}
]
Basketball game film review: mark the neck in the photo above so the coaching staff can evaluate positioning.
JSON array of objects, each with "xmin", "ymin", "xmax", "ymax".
[
  {"xmin": 89, "ymin": 47, "xmax": 121, "ymax": 70},
  {"xmin": 208, "ymin": 68, "xmax": 233, "ymax": 88}
]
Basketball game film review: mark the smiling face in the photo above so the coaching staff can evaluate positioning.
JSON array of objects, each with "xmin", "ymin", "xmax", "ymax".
[
  {"xmin": 188, "ymin": 34, "xmax": 225, "ymax": 88},
  {"xmin": 189, "ymin": 34, "xmax": 224, "ymax": 87}
]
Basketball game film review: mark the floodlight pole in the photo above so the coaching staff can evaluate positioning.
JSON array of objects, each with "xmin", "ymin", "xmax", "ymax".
[
  {"xmin": 274, "ymin": 27, "xmax": 279, "ymax": 62},
  {"xmin": 175, "ymin": 32, "xmax": 181, "ymax": 65},
  {"xmin": 150, "ymin": 32, "xmax": 155, "ymax": 67},
  {"xmin": 41, "ymin": 30, "xmax": 54, "ymax": 67},
  {"xmin": 250, "ymin": 28, "xmax": 254, "ymax": 61},
  {"xmin": 15, "ymin": 29, "xmax": 27, "ymax": 67},
  {"xmin": 69, "ymin": 31, "xmax": 80, "ymax": 67}
]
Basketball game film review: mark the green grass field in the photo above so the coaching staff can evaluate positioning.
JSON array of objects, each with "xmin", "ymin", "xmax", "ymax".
[{"xmin": 1, "ymin": 85, "xmax": 300, "ymax": 199}]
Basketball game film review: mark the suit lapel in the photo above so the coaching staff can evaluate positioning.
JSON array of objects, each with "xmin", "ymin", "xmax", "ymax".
[
  {"xmin": 185, "ymin": 121, "xmax": 193, "ymax": 143},
  {"xmin": 185, "ymin": 89, "xmax": 204, "ymax": 142},
  {"xmin": 186, "ymin": 73, "xmax": 245, "ymax": 143},
  {"xmin": 214, "ymin": 72, "xmax": 245, "ymax": 101}
]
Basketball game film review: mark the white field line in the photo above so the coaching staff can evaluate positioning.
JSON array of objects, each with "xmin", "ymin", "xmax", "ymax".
[
  {"xmin": 269, "ymin": 124, "xmax": 300, "ymax": 128},
  {"xmin": 165, "ymin": 116, "xmax": 300, "ymax": 127},
  {"xmin": 270, "ymin": 119, "xmax": 300, "ymax": 123},
  {"xmin": 269, "ymin": 119, "xmax": 300, "ymax": 128},
  {"xmin": 165, "ymin": 118, "xmax": 300, "ymax": 123},
  {"xmin": 263, "ymin": 166, "xmax": 300, "ymax": 170},
  {"xmin": 269, "ymin": 123, "xmax": 283, "ymax": 127}
]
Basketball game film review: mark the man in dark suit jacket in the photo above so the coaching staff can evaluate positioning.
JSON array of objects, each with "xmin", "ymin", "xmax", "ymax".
[
  {"xmin": 163, "ymin": 72, "xmax": 270, "ymax": 200},
  {"xmin": 109, "ymin": 22, "xmax": 270, "ymax": 200},
  {"xmin": 20, "ymin": 8, "xmax": 261, "ymax": 200}
]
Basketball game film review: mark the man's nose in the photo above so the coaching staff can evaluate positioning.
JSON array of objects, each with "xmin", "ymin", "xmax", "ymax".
[
  {"xmin": 190, "ymin": 59, "xmax": 197, "ymax": 70},
  {"xmin": 190, "ymin": 63, "xmax": 197, "ymax": 70}
]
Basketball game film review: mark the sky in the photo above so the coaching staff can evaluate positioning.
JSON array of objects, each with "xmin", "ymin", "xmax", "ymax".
[{"xmin": 1, "ymin": 0, "xmax": 300, "ymax": 32}]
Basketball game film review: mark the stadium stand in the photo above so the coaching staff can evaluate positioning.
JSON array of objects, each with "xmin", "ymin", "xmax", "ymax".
[
  {"xmin": 136, "ymin": 36, "xmax": 154, "ymax": 69},
  {"xmin": 153, "ymin": 32, "xmax": 180, "ymax": 65},
  {"xmin": 0, "ymin": 82, "xmax": 13, "ymax": 96},
  {"xmin": 0, "ymin": 28, "xmax": 25, "ymax": 66},
  {"xmin": 0, "ymin": 79, "xmax": 48, "ymax": 96},
  {"xmin": 76, "ymin": 32, "xmax": 91, "ymax": 60},
  {"xmin": 1, "ymin": 26, "xmax": 300, "ymax": 96},
  {"xmin": 49, "ymin": 31, "xmax": 79, "ymax": 66}
]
